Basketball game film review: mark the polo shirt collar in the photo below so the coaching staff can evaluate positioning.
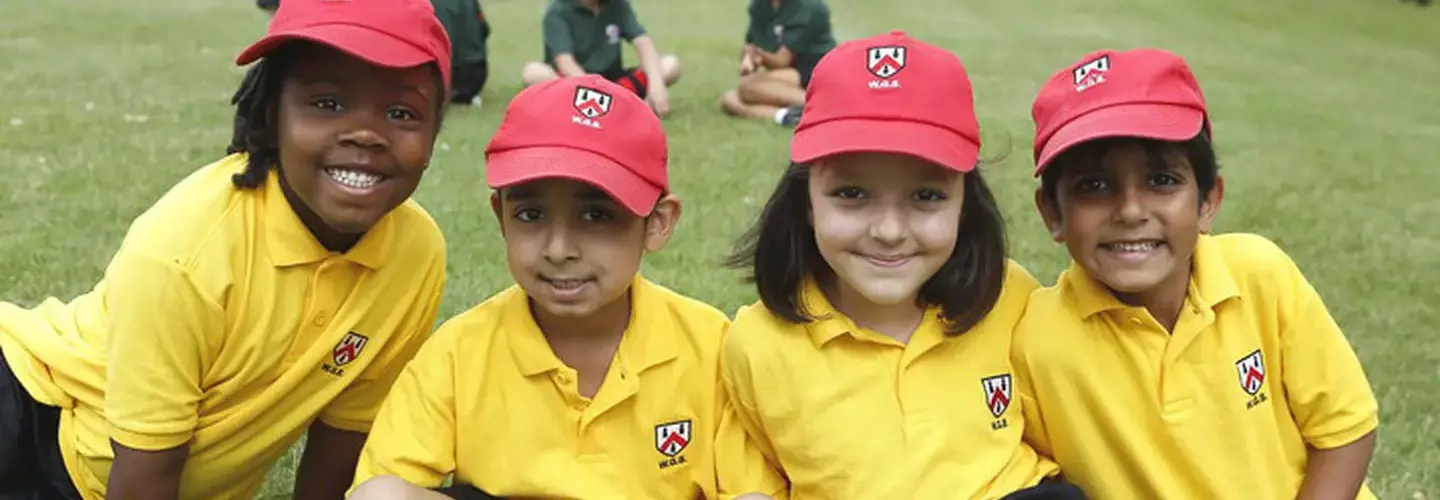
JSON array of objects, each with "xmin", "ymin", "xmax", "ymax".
[
  {"xmin": 798, "ymin": 275, "xmax": 940, "ymax": 347},
  {"xmin": 509, "ymin": 276, "xmax": 679, "ymax": 377},
  {"xmin": 1062, "ymin": 234, "xmax": 1241, "ymax": 318},
  {"xmin": 261, "ymin": 167, "xmax": 394, "ymax": 270}
]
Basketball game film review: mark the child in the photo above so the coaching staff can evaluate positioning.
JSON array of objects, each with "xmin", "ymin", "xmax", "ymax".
[
  {"xmin": 717, "ymin": 0, "xmax": 836, "ymax": 128},
  {"xmin": 1013, "ymin": 48, "xmax": 1380, "ymax": 499},
  {"xmin": 0, "ymin": 0, "xmax": 452, "ymax": 498},
  {"xmin": 432, "ymin": 0, "xmax": 492, "ymax": 106},
  {"xmin": 522, "ymin": 0, "xmax": 681, "ymax": 117},
  {"xmin": 717, "ymin": 31, "xmax": 1082, "ymax": 499},
  {"xmin": 346, "ymin": 75, "xmax": 737, "ymax": 500}
]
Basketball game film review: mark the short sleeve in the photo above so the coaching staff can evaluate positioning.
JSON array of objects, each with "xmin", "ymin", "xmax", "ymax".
[
  {"xmin": 781, "ymin": 3, "xmax": 830, "ymax": 54},
  {"xmin": 715, "ymin": 331, "xmax": 789, "ymax": 499},
  {"xmin": 1012, "ymin": 351, "xmax": 1054, "ymax": 458},
  {"xmin": 618, "ymin": 0, "xmax": 646, "ymax": 40},
  {"xmin": 1279, "ymin": 260, "xmax": 1379, "ymax": 449},
  {"xmin": 542, "ymin": 8, "xmax": 574, "ymax": 55},
  {"xmin": 350, "ymin": 326, "xmax": 460, "ymax": 490},
  {"xmin": 320, "ymin": 259, "xmax": 446, "ymax": 433},
  {"xmin": 104, "ymin": 251, "xmax": 224, "ymax": 451}
]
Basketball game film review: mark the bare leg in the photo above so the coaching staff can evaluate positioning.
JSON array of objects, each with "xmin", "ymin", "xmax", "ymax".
[
  {"xmin": 737, "ymin": 69, "xmax": 805, "ymax": 108},
  {"xmin": 521, "ymin": 62, "xmax": 559, "ymax": 87},
  {"xmin": 659, "ymin": 54, "xmax": 683, "ymax": 85},
  {"xmin": 718, "ymin": 89, "xmax": 784, "ymax": 120},
  {"xmin": 348, "ymin": 476, "xmax": 453, "ymax": 500}
]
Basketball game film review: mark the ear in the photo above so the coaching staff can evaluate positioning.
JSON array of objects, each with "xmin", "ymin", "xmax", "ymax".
[
  {"xmin": 490, "ymin": 191, "xmax": 506, "ymax": 232},
  {"xmin": 1034, "ymin": 187, "xmax": 1064, "ymax": 242},
  {"xmin": 643, "ymin": 194, "xmax": 682, "ymax": 253},
  {"xmin": 1198, "ymin": 175, "xmax": 1224, "ymax": 234}
]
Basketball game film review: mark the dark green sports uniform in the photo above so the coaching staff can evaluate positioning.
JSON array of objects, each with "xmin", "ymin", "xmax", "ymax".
[
  {"xmin": 744, "ymin": 0, "xmax": 836, "ymax": 87},
  {"xmin": 432, "ymin": 0, "xmax": 491, "ymax": 103},
  {"xmin": 541, "ymin": 0, "xmax": 652, "ymax": 96}
]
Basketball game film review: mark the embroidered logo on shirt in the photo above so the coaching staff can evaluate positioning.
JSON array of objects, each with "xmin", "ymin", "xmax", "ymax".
[
  {"xmin": 655, "ymin": 419, "xmax": 692, "ymax": 469},
  {"xmin": 606, "ymin": 23, "xmax": 620, "ymax": 44},
  {"xmin": 1236, "ymin": 349, "xmax": 1270, "ymax": 409},
  {"xmin": 322, "ymin": 331, "xmax": 369, "ymax": 376},
  {"xmin": 981, "ymin": 374, "xmax": 1012, "ymax": 430}
]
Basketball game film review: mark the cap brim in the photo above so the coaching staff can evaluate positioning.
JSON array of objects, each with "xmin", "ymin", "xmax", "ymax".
[
  {"xmin": 791, "ymin": 119, "xmax": 979, "ymax": 172},
  {"xmin": 1034, "ymin": 103, "xmax": 1206, "ymax": 176},
  {"xmin": 234, "ymin": 24, "xmax": 432, "ymax": 70},
  {"xmin": 486, "ymin": 147, "xmax": 662, "ymax": 216}
]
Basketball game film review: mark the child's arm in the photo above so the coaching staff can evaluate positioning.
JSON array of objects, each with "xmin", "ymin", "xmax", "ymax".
[
  {"xmin": 542, "ymin": 11, "xmax": 587, "ymax": 77},
  {"xmin": 631, "ymin": 35, "xmax": 668, "ymax": 113},
  {"xmin": 294, "ymin": 423, "xmax": 370, "ymax": 500},
  {"xmin": 1275, "ymin": 249, "xmax": 1380, "ymax": 497},
  {"xmin": 1296, "ymin": 431, "xmax": 1377, "ymax": 500},
  {"xmin": 714, "ymin": 329, "xmax": 790, "ymax": 500},
  {"xmin": 103, "ymin": 251, "xmax": 226, "ymax": 500}
]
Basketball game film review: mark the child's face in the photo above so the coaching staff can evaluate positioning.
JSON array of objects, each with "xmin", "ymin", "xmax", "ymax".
[
  {"xmin": 275, "ymin": 44, "xmax": 441, "ymax": 236},
  {"xmin": 1038, "ymin": 142, "xmax": 1223, "ymax": 299},
  {"xmin": 808, "ymin": 152, "xmax": 965, "ymax": 309},
  {"xmin": 492, "ymin": 178, "xmax": 679, "ymax": 320}
]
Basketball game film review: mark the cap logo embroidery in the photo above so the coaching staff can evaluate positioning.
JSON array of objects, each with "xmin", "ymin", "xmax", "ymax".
[
  {"xmin": 572, "ymin": 86, "xmax": 612, "ymax": 129},
  {"xmin": 1072, "ymin": 55, "xmax": 1110, "ymax": 92},
  {"xmin": 866, "ymin": 46, "xmax": 906, "ymax": 89}
]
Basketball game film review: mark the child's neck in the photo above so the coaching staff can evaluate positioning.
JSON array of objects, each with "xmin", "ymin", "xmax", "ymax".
[
  {"xmin": 278, "ymin": 171, "xmax": 361, "ymax": 253},
  {"xmin": 1112, "ymin": 268, "xmax": 1192, "ymax": 333},
  {"xmin": 819, "ymin": 274, "xmax": 926, "ymax": 344},
  {"xmin": 532, "ymin": 292, "xmax": 631, "ymax": 398}
]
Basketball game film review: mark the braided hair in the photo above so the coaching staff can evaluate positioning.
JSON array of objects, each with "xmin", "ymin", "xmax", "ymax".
[{"xmin": 227, "ymin": 50, "xmax": 290, "ymax": 189}]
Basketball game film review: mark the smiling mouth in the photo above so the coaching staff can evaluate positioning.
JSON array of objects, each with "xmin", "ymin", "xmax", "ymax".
[
  {"xmin": 325, "ymin": 167, "xmax": 388, "ymax": 190},
  {"xmin": 541, "ymin": 276, "xmax": 594, "ymax": 293},
  {"xmin": 861, "ymin": 253, "xmax": 913, "ymax": 268},
  {"xmin": 1100, "ymin": 240, "xmax": 1166, "ymax": 259}
]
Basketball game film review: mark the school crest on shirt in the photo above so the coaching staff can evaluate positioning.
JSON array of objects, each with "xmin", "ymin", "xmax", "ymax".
[
  {"xmin": 605, "ymin": 23, "xmax": 621, "ymax": 44},
  {"xmin": 981, "ymin": 374, "xmax": 1013, "ymax": 430},
  {"xmin": 1072, "ymin": 55, "xmax": 1110, "ymax": 92},
  {"xmin": 866, "ymin": 45, "xmax": 907, "ymax": 80},
  {"xmin": 322, "ymin": 331, "xmax": 369, "ymax": 377},
  {"xmin": 654, "ymin": 419, "xmax": 693, "ymax": 469}
]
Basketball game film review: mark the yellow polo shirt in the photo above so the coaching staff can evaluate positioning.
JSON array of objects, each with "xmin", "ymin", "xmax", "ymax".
[
  {"xmin": 0, "ymin": 154, "xmax": 447, "ymax": 500},
  {"xmin": 1012, "ymin": 233, "xmax": 1379, "ymax": 499},
  {"xmin": 717, "ymin": 261, "xmax": 1058, "ymax": 500},
  {"xmin": 354, "ymin": 277, "xmax": 733, "ymax": 500}
]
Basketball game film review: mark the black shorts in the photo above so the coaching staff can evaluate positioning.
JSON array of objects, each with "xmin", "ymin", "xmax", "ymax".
[
  {"xmin": 0, "ymin": 350, "xmax": 82, "ymax": 500},
  {"xmin": 998, "ymin": 476, "xmax": 1088, "ymax": 500},
  {"xmin": 794, "ymin": 53, "xmax": 822, "ymax": 89},
  {"xmin": 432, "ymin": 483, "xmax": 504, "ymax": 499},
  {"xmin": 599, "ymin": 66, "xmax": 650, "ymax": 99},
  {"xmin": 451, "ymin": 59, "xmax": 489, "ymax": 105}
]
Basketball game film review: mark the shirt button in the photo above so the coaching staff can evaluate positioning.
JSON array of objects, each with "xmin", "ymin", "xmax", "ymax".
[
  {"xmin": 313, "ymin": 313, "xmax": 328, "ymax": 327},
  {"xmin": 556, "ymin": 373, "xmax": 570, "ymax": 384},
  {"xmin": 1129, "ymin": 317, "xmax": 1143, "ymax": 326}
]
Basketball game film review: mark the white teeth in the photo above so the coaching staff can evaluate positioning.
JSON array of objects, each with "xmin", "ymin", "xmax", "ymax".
[
  {"xmin": 326, "ymin": 168, "xmax": 382, "ymax": 189},
  {"xmin": 548, "ymin": 279, "xmax": 586, "ymax": 289},
  {"xmin": 1108, "ymin": 241, "xmax": 1159, "ymax": 252}
]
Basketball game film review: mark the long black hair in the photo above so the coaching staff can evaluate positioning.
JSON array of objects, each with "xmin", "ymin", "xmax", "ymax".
[{"xmin": 725, "ymin": 161, "xmax": 1010, "ymax": 336}]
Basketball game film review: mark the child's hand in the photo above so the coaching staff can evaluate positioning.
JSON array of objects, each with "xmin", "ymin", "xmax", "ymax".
[
  {"xmin": 740, "ymin": 55, "xmax": 758, "ymax": 76},
  {"xmin": 647, "ymin": 83, "xmax": 671, "ymax": 117}
]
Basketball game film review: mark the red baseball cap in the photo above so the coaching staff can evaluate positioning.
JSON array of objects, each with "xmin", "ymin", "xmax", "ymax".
[
  {"xmin": 485, "ymin": 76, "xmax": 668, "ymax": 217},
  {"xmin": 1031, "ymin": 48, "xmax": 1208, "ymax": 176},
  {"xmin": 791, "ymin": 30, "xmax": 981, "ymax": 172},
  {"xmin": 234, "ymin": 0, "xmax": 453, "ymax": 90}
]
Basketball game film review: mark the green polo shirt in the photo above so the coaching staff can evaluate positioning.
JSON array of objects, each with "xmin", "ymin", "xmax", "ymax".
[
  {"xmin": 745, "ymin": 0, "xmax": 836, "ymax": 64},
  {"xmin": 432, "ymin": 0, "xmax": 489, "ymax": 67},
  {"xmin": 542, "ymin": 0, "xmax": 647, "ymax": 75}
]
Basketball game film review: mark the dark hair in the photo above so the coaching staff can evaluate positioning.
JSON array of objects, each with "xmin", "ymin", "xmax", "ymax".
[
  {"xmin": 725, "ymin": 161, "xmax": 1010, "ymax": 336},
  {"xmin": 225, "ymin": 43, "xmax": 449, "ymax": 189},
  {"xmin": 1039, "ymin": 130, "xmax": 1220, "ymax": 209}
]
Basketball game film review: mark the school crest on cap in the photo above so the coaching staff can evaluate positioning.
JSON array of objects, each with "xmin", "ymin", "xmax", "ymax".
[
  {"xmin": 573, "ymin": 86, "xmax": 613, "ymax": 119},
  {"xmin": 1072, "ymin": 55, "xmax": 1110, "ymax": 92},
  {"xmin": 654, "ymin": 420, "xmax": 692, "ymax": 457},
  {"xmin": 1235, "ymin": 350, "xmax": 1267, "ymax": 396},
  {"xmin": 981, "ymin": 374, "xmax": 1012, "ymax": 418},
  {"xmin": 866, "ymin": 46, "xmax": 907, "ymax": 79},
  {"xmin": 332, "ymin": 332, "xmax": 369, "ymax": 367}
]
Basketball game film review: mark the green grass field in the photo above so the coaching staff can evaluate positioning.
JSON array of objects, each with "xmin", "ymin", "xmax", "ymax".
[{"xmin": 2, "ymin": 0, "xmax": 1438, "ymax": 497}]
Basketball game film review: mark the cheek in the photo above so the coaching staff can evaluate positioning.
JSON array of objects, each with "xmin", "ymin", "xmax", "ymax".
[
  {"xmin": 809, "ymin": 204, "xmax": 866, "ymax": 252},
  {"xmin": 914, "ymin": 211, "xmax": 959, "ymax": 252}
]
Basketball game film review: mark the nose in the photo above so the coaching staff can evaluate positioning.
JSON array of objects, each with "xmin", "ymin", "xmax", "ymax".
[
  {"xmin": 868, "ymin": 204, "xmax": 907, "ymax": 246},
  {"xmin": 1113, "ymin": 183, "xmax": 1149, "ymax": 225},
  {"xmin": 542, "ymin": 221, "xmax": 580, "ymax": 264},
  {"xmin": 336, "ymin": 113, "xmax": 389, "ymax": 149}
]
